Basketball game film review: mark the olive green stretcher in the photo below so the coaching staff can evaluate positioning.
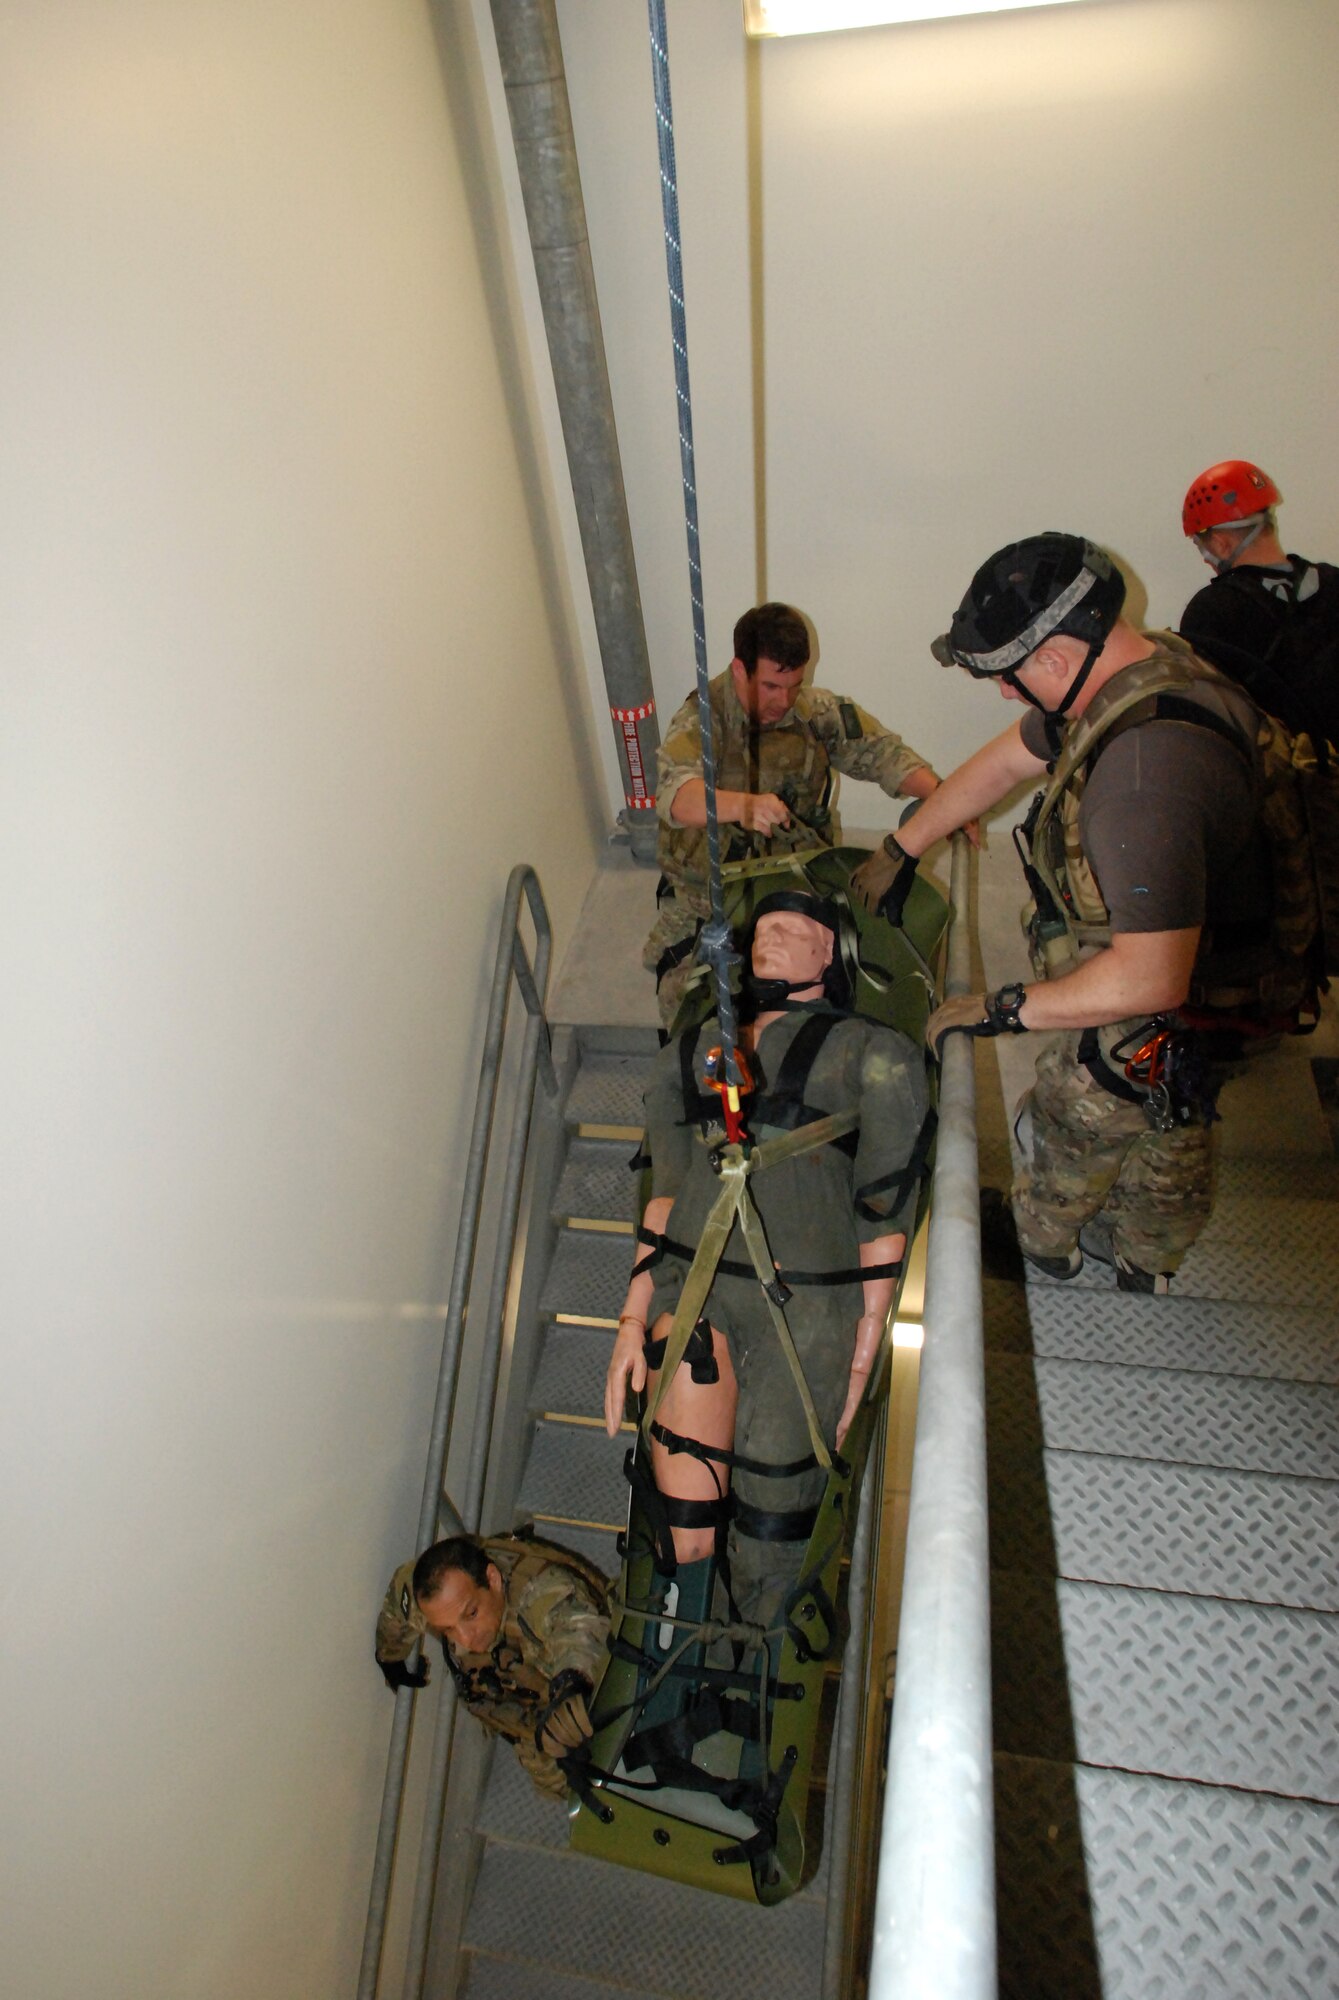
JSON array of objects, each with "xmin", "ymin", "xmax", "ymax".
[{"xmin": 566, "ymin": 850, "xmax": 949, "ymax": 1903}]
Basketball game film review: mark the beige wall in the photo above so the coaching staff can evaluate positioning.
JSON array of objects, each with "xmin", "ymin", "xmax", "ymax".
[
  {"xmin": 2, "ymin": 4, "xmax": 603, "ymax": 1995},
  {"xmin": 559, "ymin": 0, "xmax": 1339, "ymax": 795}
]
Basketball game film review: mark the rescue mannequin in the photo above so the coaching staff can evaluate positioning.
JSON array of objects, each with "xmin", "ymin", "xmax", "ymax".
[{"xmin": 607, "ymin": 895, "xmax": 929, "ymax": 1629}]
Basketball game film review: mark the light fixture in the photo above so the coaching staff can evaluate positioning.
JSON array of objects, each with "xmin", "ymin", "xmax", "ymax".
[{"xmin": 744, "ymin": 0, "xmax": 1093, "ymax": 34}]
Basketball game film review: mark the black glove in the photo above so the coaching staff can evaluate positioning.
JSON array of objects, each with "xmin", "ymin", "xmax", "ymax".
[
  {"xmin": 925, "ymin": 982, "xmax": 1029, "ymax": 1062},
  {"xmin": 378, "ymin": 1653, "xmax": 430, "ymax": 1694}
]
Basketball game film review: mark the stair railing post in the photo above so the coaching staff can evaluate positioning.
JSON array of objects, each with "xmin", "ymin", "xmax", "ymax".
[{"xmin": 358, "ymin": 866, "xmax": 553, "ymax": 2000}]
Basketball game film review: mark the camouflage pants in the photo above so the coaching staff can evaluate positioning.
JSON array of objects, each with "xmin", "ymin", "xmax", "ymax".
[
  {"xmin": 642, "ymin": 885, "xmax": 711, "ymax": 1032},
  {"xmin": 1012, "ymin": 1032, "xmax": 1213, "ymax": 1276}
]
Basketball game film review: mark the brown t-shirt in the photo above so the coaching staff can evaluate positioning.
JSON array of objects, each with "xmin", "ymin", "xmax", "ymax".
[{"xmin": 1019, "ymin": 677, "xmax": 1271, "ymax": 949}]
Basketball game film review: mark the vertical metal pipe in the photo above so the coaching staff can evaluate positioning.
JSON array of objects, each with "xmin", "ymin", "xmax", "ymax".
[
  {"xmin": 488, "ymin": 0, "xmax": 661, "ymax": 862},
  {"xmin": 868, "ymin": 838, "xmax": 997, "ymax": 2000}
]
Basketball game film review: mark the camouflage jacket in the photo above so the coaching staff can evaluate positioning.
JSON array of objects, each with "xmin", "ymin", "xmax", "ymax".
[
  {"xmin": 655, "ymin": 670, "xmax": 930, "ymax": 890},
  {"xmin": 375, "ymin": 1533, "xmax": 610, "ymax": 1793}
]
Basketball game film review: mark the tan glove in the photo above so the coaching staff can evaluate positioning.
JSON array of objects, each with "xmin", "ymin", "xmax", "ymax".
[
  {"xmin": 536, "ymin": 1673, "xmax": 595, "ymax": 1756},
  {"xmin": 850, "ymin": 836, "xmax": 918, "ymax": 923}
]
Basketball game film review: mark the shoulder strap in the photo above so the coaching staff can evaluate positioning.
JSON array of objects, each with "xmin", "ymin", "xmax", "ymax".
[
  {"xmin": 749, "ymin": 1011, "xmax": 857, "ymax": 1152},
  {"xmin": 503, "ymin": 1526, "xmax": 610, "ymax": 1605},
  {"xmin": 1028, "ymin": 647, "xmax": 1255, "ymax": 949}
]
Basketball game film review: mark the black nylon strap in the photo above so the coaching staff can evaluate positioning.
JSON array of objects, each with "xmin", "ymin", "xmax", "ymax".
[
  {"xmin": 643, "ymin": 1314, "xmax": 718, "ymax": 1383},
  {"xmin": 654, "ymin": 1229, "xmax": 900, "ymax": 1288},
  {"xmin": 1091, "ymin": 689, "xmax": 1252, "ymax": 771},
  {"xmin": 1077, "ymin": 1026, "xmax": 1147, "ymax": 1104},
  {"xmin": 654, "ymin": 930, "xmax": 699, "ymax": 987},
  {"xmin": 854, "ymin": 1105, "xmax": 938, "ymax": 1222},
  {"xmin": 731, "ymin": 1497, "xmax": 821, "ymax": 1543},
  {"xmin": 649, "ymin": 1419, "xmax": 818, "ymax": 1483}
]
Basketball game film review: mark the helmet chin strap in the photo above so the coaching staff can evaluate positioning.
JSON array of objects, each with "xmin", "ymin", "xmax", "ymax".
[
  {"xmin": 1199, "ymin": 515, "xmax": 1267, "ymax": 575},
  {"xmin": 744, "ymin": 973, "xmax": 824, "ymax": 1013},
  {"xmin": 1002, "ymin": 635, "xmax": 1103, "ymax": 757}
]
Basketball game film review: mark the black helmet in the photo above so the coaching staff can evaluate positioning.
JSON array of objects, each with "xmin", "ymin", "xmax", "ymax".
[{"xmin": 931, "ymin": 534, "xmax": 1126, "ymax": 680}]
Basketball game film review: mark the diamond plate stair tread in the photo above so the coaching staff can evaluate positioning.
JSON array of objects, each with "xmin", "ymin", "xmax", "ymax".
[
  {"xmin": 1024, "ymin": 1188, "xmax": 1339, "ymax": 1305},
  {"xmin": 980, "ymin": 1273, "xmax": 1037, "ymax": 1350},
  {"xmin": 531, "ymin": 1324, "xmax": 614, "ymax": 1421},
  {"xmin": 541, "ymin": 1232, "xmax": 632, "ymax": 1321},
  {"xmin": 995, "ymin": 1752, "xmax": 1339, "ymax": 2000},
  {"xmin": 1008, "ymin": 1287, "xmax": 1339, "ymax": 1382},
  {"xmin": 554, "ymin": 1139, "xmax": 640, "ymax": 1226},
  {"xmin": 987, "ymin": 1350, "xmax": 1339, "ymax": 1480},
  {"xmin": 991, "ymin": 1571, "xmax": 1339, "ymax": 1802},
  {"xmin": 1217, "ymin": 1152, "xmax": 1339, "ymax": 1201},
  {"xmin": 461, "ymin": 1954, "xmax": 653, "ymax": 2000},
  {"xmin": 477, "ymin": 1737, "xmax": 574, "ymax": 1850},
  {"xmin": 521, "ymin": 1523, "xmax": 619, "ymax": 1577},
  {"xmin": 989, "ymin": 1448, "xmax": 1339, "ymax": 1608},
  {"xmin": 463, "ymin": 1844, "xmax": 825, "ymax": 2000},
  {"xmin": 517, "ymin": 1419, "xmax": 628, "ymax": 1531},
  {"xmin": 565, "ymin": 1052, "xmax": 657, "ymax": 1130}
]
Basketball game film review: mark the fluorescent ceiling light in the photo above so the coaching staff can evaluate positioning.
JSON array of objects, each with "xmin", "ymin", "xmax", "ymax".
[{"xmin": 745, "ymin": 0, "xmax": 1093, "ymax": 34}]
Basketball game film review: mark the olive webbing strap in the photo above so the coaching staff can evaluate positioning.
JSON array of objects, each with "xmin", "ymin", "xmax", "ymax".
[
  {"xmin": 717, "ymin": 847, "xmax": 827, "ymax": 883},
  {"xmin": 641, "ymin": 1172, "xmax": 743, "ymax": 1436},
  {"xmin": 640, "ymin": 1113, "xmax": 859, "ymax": 1472},
  {"xmin": 640, "ymin": 1110, "xmax": 859, "ymax": 1443}
]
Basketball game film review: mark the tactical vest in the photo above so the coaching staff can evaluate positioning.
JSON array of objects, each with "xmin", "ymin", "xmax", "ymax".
[
  {"xmin": 443, "ymin": 1533, "xmax": 609, "ymax": 1739},
  {"xmin": 1026, "ymin": 635, "xmax": 1325, "ymax": 1017},
  {"xmin": 660, "ymin": 680, "xmax": 834, "ymax": 888}
]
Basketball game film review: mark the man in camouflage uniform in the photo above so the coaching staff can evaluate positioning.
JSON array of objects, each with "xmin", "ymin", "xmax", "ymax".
[
  {"xmin": 645, "ymin": 601, "xmax": 941, "ymax": 1029},
  {"xmin": 375, "ymin": 1531, "xmax": 609, "ymax": 1798},
  {"xmin": 861, "ymin": 533, "xmax": 1297, "ymax": 1294}
]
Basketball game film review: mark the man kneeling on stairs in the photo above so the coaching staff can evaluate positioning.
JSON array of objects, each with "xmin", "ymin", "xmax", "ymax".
[{"xmin": 375, "ymin": 1530, "xmax": 609, "ymax": 1798}]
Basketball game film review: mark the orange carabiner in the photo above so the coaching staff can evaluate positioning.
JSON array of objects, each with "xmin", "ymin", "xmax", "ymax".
[
  {"xmin": 1124, "ymin": 1029, "xmax": 1172, "ymax": 1090},
  {"xmin": 702, "ymin": 1045, "xmax": 754, "ymax": 1145}
]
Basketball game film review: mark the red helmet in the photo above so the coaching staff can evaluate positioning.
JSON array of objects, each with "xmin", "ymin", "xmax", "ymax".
[{"xmin": 1182, "ymin": 460, "xmax": 1281, "ymax": 538}]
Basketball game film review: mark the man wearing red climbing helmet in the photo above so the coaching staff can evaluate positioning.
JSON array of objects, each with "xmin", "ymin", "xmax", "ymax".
[{"xmin": 1179, "ymin": 460, "xmax": 1339, "ymax": 751}]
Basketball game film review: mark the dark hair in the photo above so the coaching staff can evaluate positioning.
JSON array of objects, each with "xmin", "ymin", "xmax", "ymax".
[
  {"xmin": 413, "ymin": 1535, "xmax": 490, "ymax": 1605},
  {"xmin": 732, "ymin": 603, "xmax": 810, "ymax": 676}
]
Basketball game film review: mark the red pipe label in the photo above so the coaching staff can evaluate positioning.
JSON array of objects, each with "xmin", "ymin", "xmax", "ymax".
[{"xmin": 612, "ymin": 700, "xmax": 657, "ymax": 810}]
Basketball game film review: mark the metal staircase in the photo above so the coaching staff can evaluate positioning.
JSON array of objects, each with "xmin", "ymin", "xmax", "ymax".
[
  {"xmin": 984, "ymin": 1094, "xmax": 1339, "ymax": 1996},
  {"xmin": 455, "ymin": 1027, "xmax": 839, "ymax": 1999}
]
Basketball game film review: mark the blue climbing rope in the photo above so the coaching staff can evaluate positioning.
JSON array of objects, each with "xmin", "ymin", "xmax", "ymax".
[{"xmin": 646, "ymin": 0, "xmax": 743, "ymax": 1088}]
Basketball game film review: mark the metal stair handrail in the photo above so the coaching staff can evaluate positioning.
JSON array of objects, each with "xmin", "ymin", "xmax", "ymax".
[
  {"xmin": 358, "ymin": 863, "xmax": 557, "ymax": 2000},
  {"xmin": 869, "ymin": 834, "xmax": 998, "ymax": 1999}
]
